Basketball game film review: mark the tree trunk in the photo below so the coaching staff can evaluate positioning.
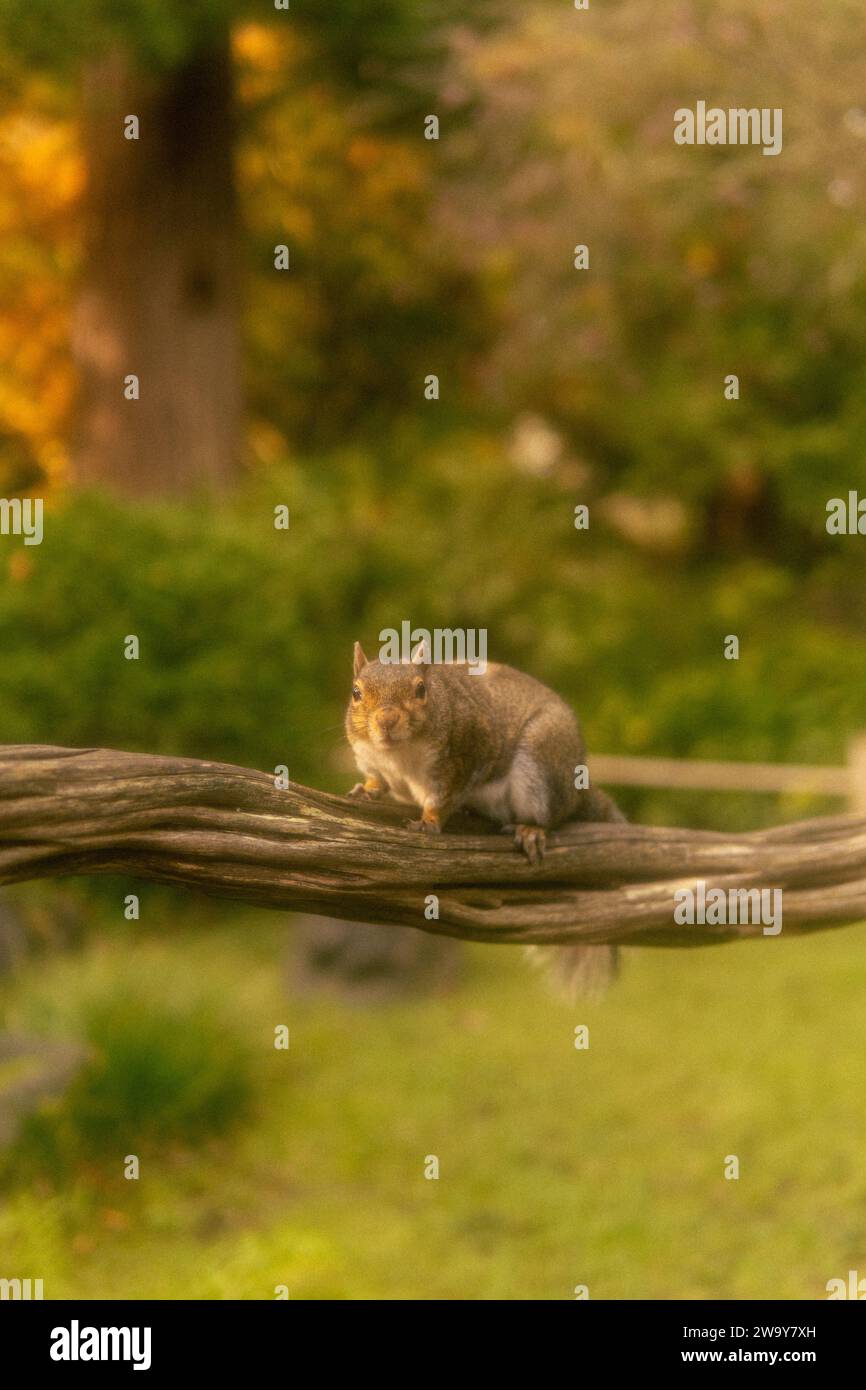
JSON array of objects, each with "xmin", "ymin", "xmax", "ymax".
[{"xmin": 72, "ymin": 37, "xmax": 241, "ymax": 495}]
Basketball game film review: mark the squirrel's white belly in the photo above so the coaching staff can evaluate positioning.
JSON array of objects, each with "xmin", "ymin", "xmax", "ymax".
[
  {"xmin": 356, "ymin": 738, "xmax": 437, "ymax": 806},
  {"xmin": 356, "ymin": 738, "xmax": 549, "ymax": 825}
]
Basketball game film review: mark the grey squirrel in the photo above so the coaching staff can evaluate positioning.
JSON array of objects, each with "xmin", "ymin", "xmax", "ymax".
[{"xmin": 345, "ymin": 640, "xmax": 623, "ymax": 995}]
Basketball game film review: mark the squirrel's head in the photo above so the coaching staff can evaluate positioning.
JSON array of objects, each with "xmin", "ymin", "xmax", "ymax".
[{"xmin": 346, "ymin": 640, "xmax": 431, "ymax": 749}]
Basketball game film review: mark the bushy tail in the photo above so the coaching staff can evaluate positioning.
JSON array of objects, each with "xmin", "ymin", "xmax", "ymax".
[
  {"xmin": 526, "ymin": 943, "xmax": 619, "ymax": 1000},
  {"xmin": 530, "ymin": 783, "xmax": 626, "ymax": 1000}
]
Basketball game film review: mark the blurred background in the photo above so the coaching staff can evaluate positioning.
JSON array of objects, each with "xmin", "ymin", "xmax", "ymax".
[{"xmin": 2, "ymin": 0, "xmax": 866, "ymax": 1299}]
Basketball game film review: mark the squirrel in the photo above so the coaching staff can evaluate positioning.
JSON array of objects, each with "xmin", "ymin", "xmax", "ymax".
[{"xmin": 345, "ymin": 640, "xmax": 623, "ymax": 995}]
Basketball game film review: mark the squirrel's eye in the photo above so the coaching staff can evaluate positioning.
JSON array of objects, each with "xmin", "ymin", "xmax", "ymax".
[
  {"xmin": 415, "ymin": 680, "xmax": 426, "ymax": 699},
  {"xmin": 352, "ymin": 685, "xmax": 362, "ymax": 702}
]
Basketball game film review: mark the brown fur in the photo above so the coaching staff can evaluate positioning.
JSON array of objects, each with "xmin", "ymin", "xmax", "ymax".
[{"xmin": 345, "ymin": 642, "xmax": 620, "ymax": 996}]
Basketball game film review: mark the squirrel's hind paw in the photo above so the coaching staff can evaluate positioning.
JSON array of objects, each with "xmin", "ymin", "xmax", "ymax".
[{"xmin": 510, "ymin": 823, "xmax": 547, "ymax": 864}]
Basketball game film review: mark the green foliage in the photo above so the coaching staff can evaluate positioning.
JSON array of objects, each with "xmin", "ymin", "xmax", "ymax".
[
  {"xmin": 1, "ymin": 457, "xmax": 865, "ymax": 833},
  {"xmin": 1, "ymin": 0, "xmax": 234, "ymax": 73},
  {"xmin": 3, "ymin": 974, "xmax": 256, "ymax": 1176},
  {"xmin": 440, "ymin": 0, "xmax": 866, "ymax": 549},
  {"xmin": 2, "ymin": 916, "xmax": 866, "ymax": 1297},
  {"xmin": 7, "ymin": 0, "xmax": 866, "ymax": 543},
  {"xmin": 0, "ymin": 0, "xmax": 461, "ymax": 90}
]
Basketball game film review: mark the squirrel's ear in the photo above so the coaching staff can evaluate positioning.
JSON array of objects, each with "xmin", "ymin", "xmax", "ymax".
[
  {"xmin": 353, "ymin": 641, "xmax": 368, "ymax": 677},
  {"xmin": 410, "ymin": 639, "xmax": 430, "ymax": 667}
]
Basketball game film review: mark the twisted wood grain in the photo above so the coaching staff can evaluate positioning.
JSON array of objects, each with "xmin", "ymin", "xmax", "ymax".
[{"xmin": 1, "ymin": 745, "xmax": 864, "ymax": 947}]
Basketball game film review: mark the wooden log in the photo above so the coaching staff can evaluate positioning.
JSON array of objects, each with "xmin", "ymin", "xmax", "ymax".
[{"xmin": 1, "ymin": 745, "xmax": 865, "ymax": 948}]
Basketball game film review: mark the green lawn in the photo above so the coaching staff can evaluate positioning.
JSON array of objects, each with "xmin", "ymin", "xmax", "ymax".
[{"xmin": 2, "ymin": 906, "xmax": 865, "ymax": 1300}]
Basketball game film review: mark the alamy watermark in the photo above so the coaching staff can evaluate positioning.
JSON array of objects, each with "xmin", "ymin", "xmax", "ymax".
[
  {"xmin": 0, "ymin": 497, "xmax": 43, "ymax": 545},
  {"xmin": 0, "ymin": 1276, "xmax": 43, "ymax": 1299},
  {"xmin": 674, "ymin": 879, "xmax": 782, "ymax": 936},
  {"xmin": 826, "ymin": 1270, "xmax": 866, "ymax": 1299},
  {"xmin": 826, "ymin": 492, "xmax": 866, "ymax": 534},
  {"xmin": 378, "ymin": 622, "xmax": 487, "ymax": 675},
  {"xmin": 675, "ymin": 102, "xmax": 782, "ymax": 157},
  {"xmin": 50, "ymin": 1320, "xmax": 152, "ymax": 1371}
]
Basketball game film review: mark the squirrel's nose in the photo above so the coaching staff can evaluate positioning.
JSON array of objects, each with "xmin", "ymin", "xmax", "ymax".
[{"xmin": 377, "ymin": 707, "xmax": 400, "ymax": 731}]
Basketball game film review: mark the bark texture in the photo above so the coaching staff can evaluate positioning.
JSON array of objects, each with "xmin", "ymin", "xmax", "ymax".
[
  {"xmin": 72, "ymin": 38, "xmax": 241, "ymax": 495},
  {"xmin": 1, "ymin": 745, "xmax": 865, "ymax": 947}
]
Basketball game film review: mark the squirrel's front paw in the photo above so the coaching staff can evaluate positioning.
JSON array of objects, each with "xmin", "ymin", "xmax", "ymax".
[
  {"xmin": 407, "ymin": 816, "xmax": 442, "ymax": 835},
  {"xmin": 348, "ymin": 781, "xmax": 384, "ymax": 800}
]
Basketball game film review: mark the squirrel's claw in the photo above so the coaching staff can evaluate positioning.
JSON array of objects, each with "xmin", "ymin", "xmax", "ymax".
[
  {"xmin": 511, "ymin": 823, "xmax": 547, "ymax": 865},
  {"xmin": 407, "ymin": 816, "xmax": 442, "ymax": 834}
]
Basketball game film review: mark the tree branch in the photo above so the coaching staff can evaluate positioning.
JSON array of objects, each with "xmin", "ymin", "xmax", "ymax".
[{"xmin": 1, "ymin": 745, "xmax": 865, "ymax": 948}]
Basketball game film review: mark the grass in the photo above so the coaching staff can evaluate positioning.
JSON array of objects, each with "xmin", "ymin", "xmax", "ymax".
[{"xmin": 1, "ymin": 905, "xmax": 865, "ymax": 1300}]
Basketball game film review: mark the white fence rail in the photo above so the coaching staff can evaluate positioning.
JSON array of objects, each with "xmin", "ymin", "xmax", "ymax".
[{"xmin": 593, "ymin": 735, "xmax": 866, "ymax": 814}]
